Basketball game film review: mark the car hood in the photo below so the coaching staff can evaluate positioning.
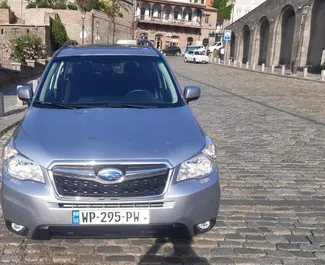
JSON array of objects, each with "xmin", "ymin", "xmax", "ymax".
[{"xmin": 13, "ymin": 106, "xmax": 206, "ymax": 169}]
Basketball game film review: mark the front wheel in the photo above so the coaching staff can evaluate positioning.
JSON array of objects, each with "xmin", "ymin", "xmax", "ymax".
[{"xmin": 184, "ymin": 57, "xmax": 187, "ymax": 62}]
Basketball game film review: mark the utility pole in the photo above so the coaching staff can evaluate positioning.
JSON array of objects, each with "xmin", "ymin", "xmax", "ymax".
[{"xmin": 81, "ymin": 11, "xmax": 86, "ymax": 45}]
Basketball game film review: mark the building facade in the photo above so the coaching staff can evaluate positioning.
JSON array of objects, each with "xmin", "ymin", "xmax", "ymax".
[
  {"xmin": 231, "ymin": 0, "xmax": 266, "ymax": 23},
  {"xmin": 134, "ymin": 0, "xmax": 217, "ymax": 52},
  {"xmin": 225, "ymin": 0, "xmax": 325, "ymax": 72}
]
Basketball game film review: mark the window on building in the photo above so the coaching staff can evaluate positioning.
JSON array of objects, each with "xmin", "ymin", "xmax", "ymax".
[
  {"xmin": 153, "ymin": 9, "xmax": 161, "ymax": 18},
  {"xmin": 140, "ymin": 8, "xmax": 146, "ymax": 17},
  {"xmin": 194, "ymin": 0, "xmax": 198, "ymax": 3},
  {"xmin": 205, "ymin": 14, "xmax": 210, "ymax": 24},
  {"xmin": 174, "ymin": 11, "xmax": 179, "ymax": 19},
  {"xmin": 201, "ymin": 0, "xmax": 204, "ymax": 3},
  {"xmin": 188, "ymin": 12, "xmax": 192, "ymax": 21},
  {"xmin": 165, "ymin": 10, "xmax": 170, "ymax": 20},
  {"xmin": 0, "ymin": 29, "xmax": 3, "ymax": 34}
]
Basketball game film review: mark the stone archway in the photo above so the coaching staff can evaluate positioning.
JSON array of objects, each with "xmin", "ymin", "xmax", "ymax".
[
  {"xmin": 276, "ymin": 5, "xmax": 295, "ymax": 65},
  {"xmin": 242, "ymin": 25, "xmax": 250, "ymax": 64},
  {"xmin": 230, "ymin": 31, "xmax": 236, "ymax": 60},
  {"xmin": 258, "ymin": 17, "xmax": 270, "ymax": 65},
  {"xmin": 307, "ymin": 0, "xmax": 325, "ymax": 70}
]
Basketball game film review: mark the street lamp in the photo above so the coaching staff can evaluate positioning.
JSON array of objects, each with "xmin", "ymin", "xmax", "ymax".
[
  {"xmin": 96, "ymin": 21, "xmax": 99, "ymax": 44},
  {"xmin": 292, "ymin": 4, "xmax": 311, "ymax": 75},
  {"xmin": 81, "ymin": 11, "xmax": 86, "ymax": 45}
]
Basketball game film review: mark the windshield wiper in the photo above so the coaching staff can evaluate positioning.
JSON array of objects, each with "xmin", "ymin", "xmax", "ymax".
[
  {"xmin": 33, "ymin": 100, "xmax": 85, "ymax": 109},
  {"xmin": 98, "ymin": 104, "xmax": 158, "ymax": 109}
]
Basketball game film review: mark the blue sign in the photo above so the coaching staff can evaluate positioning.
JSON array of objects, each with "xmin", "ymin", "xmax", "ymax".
[
  {"xmin": 140, "ymin": 35, "xmax": 148, "ymax": 40},
  {"xmin": 224, "ymin": 30, "xmax": 232, "ymax": 41},
  {"xmin": 72, "ymin": 210, "xmax": 80, "ymax": 225}
]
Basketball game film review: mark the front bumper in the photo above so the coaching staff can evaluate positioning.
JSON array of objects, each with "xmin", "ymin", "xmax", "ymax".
[{"xmin": 1, "ymin": 168, "xmax": 220, "ymax": 240}]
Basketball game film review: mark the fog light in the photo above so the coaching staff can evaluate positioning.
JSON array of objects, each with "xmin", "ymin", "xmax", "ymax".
[
  {"xmin": 194, "ymin": 218, "xmax": 216, "ymax": 234},
  {"xmin": 197, "ymin": 221, "xmax": 210, "ymax": 230},
  {"xmin": 11, "ymin": 223, "xmax": 25, "ymax": 232}
]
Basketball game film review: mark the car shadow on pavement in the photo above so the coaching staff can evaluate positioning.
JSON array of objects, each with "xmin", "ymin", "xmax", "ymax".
[{"xmin": 138, "ymin": 238, "xmax": 210, "ymax": 265}]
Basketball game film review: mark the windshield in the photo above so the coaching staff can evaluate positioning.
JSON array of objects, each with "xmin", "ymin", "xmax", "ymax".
[{"xmin": 34, "ymin": 55, "xmax": 184, "ymax": 108}]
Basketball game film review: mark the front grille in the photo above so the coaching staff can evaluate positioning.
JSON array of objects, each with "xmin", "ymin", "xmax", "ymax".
[
  {"xmin": 51, "ymin": 164, "xmax": 170, "ymax": 198},
  {"xmin": 58, "ymin": 202, "xmax": 164, "ymax": 208}
]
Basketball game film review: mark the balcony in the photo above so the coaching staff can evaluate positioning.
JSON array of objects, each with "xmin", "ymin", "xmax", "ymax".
[{"xmin": 136, "ymin": 15, "xmax": 202, "ymax": 28}]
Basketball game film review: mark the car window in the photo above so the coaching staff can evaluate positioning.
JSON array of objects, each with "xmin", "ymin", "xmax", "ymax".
[{"xmin": 34, "ymin": 55, "xmax": 184, "ymax": 108}]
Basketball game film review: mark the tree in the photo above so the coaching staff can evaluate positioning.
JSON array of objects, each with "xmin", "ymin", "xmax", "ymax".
[
  {"xmin": 213, "ymin": 0, "xmax": 234, "ymax": 21},
  {"xmin": 100, "ymin": 0, "xmax": 127, "ymax": 18},
  {"xmin": 50, "ymin": 14, "xmax": 68, "ymax": 51}
]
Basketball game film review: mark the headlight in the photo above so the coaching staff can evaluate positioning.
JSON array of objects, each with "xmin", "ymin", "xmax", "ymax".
[
  {"xmin": 177, "ymin": 136, "xmax": 217, "ymax": 182},
  {"xmin": 3, "ymin": 145, "xmax": 44, "ymax": 183}
]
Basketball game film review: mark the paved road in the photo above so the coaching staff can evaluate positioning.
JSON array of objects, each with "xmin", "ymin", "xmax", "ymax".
[{"xmin": 0, "ymin": 58, "xmax": 325, "ymax": 264}]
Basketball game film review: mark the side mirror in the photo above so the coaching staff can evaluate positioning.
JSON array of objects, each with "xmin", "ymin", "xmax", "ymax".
[
  {"xmin": 184, "ymin": 86, "xmax": 200, "ymax": 103},
  {"xmin": 17, "ymin": 85, "xmax": 33, "ymax": 104}
]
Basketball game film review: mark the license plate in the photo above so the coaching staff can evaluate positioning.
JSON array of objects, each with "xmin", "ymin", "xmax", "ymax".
[{"xmin": 72, "ymin": 209, "xmax": 150, "ymax": 225}]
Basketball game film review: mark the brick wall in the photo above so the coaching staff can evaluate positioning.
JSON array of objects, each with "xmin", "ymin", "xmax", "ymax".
[
  {"xmin": 0, "ymin": 25, "xmax": 51, "ymax": 64},
  {"xmin": 0, "ymin": 61, "xmax": 45, "ymax": 89}
]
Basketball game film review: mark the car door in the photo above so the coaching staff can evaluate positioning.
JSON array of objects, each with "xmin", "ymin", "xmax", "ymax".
[{"xmin": 187, "ymin": 51, "xmax": 194, "ymax": 61}]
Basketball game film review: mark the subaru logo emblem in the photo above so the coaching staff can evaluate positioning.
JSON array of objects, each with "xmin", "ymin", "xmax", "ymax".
[{"xmin": 97, "ymin": 168, "xmax": 124, "ymax": 183}]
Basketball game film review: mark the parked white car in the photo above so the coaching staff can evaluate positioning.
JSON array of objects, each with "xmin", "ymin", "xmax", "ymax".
[
  {"xmin": 184, "ymin": 50, "xmax": 209, "ymax": 64},
  {"xmin": 208, "ymin": 42, "xmax": 223, "ymax": 53}
]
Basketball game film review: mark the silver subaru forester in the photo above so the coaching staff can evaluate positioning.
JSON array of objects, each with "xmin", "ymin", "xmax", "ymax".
[{"xmin": 1, "ymin": 40, "xmax": 220, "ymax": 240}]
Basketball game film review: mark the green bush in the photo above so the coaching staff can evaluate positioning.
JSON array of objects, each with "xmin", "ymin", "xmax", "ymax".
[
  {"xmin": 50, "ymin": 14, "xmax": 68, "ymax": 51},
  {"xmin": 67, "ymin": 2, "xmax": 78, "ymax": 10},
  {"xmin": 11, "ymin": 35, "xmax": 44, "ymax": 63},
  {"xmin": 52, "ymin": 3, "xmax": 67, "ymax": 9},
  {"xmin": 0, "ymin": 0, "xmax": 9, "ymax": 8},
  {"xmin": 26, "ymin": 2, "xmax": 37, "ymax": 8},
  {"xmin": 37, "ymin": 1, "xmax": 50, "ymax": 8}
]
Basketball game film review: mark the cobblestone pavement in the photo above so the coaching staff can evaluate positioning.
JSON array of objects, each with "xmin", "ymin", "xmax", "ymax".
[{"xmin": 0, "ymin": 57, "xmax": 325, "ymax": 264}]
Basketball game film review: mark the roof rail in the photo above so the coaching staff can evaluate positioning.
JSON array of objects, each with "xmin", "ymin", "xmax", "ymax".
[
  {"xmin": 136, "ymin": 39, "xmax": 154, "ymax": 48},
  {"xmin": 63, "ymin": 40, "xmax": 79, "ymax": 48}
]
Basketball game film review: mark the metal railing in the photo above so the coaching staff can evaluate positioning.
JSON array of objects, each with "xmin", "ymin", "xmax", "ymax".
[{"xmin": 136, "ymin": 15, "xmax": 201, "ymax": 27}]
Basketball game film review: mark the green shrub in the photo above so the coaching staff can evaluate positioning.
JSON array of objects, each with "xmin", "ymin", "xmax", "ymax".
[
  {"xmin": 50, "ymin": 14, "xmax": 68, "ymax": 51},
  {"xmin": 52, "ymin": 3, "xmax": 67, "ymax": 9},
  {"xmin": 11, "ymin": 35, "xmax": 44, "ymax": 63},
  {"xmin": 0, "ymin": 0, "xmax": 9, "ymax": 8},
  {"xmin": 26, "ymin": 2, "xmax": 37, "ymax": 8},
  {"xmin": 37, "ymin": 1, "xmax": 50, "ymax": 8},
  {"xmin": 67, "ymin": 2, "xmax": 78, "ymax": 10}
]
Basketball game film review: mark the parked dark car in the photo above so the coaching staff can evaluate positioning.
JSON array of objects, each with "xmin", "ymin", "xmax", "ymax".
[{"xmin": 162, "ymin": 46, "xmax": 181, "ymax": 56}]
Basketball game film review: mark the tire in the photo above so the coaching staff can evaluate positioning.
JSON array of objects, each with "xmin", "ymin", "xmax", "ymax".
[
  {"xmin": 184, "ymin": 57, "xmax": 187, "ymax": 62},
  {"xmin": 176, "ymin": 52, "xmax": 180, "ymax": 56}
]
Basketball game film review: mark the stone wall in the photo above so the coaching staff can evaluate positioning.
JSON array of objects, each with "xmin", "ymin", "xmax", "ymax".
[
  {"xmin": 6, "ymin": 0, "xmax": 29, "ymax": 21},
  {"xmin": 0, "ymin": 60, "xmax": 46, "ymax": 89},
  {"xmin": 22, "ymin": 2, "xmax": 134, "ymax": 44},
  {"xmin": 0, "ymin": 24, "xmax": 51, "ymax": 64},
  {"xmin": 0, "ymin": 8, "xmax": 15, "ymax": 24},
  {"xmin": 225, "ymin": 0, "xmax": 319, "ymax": 69}
]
